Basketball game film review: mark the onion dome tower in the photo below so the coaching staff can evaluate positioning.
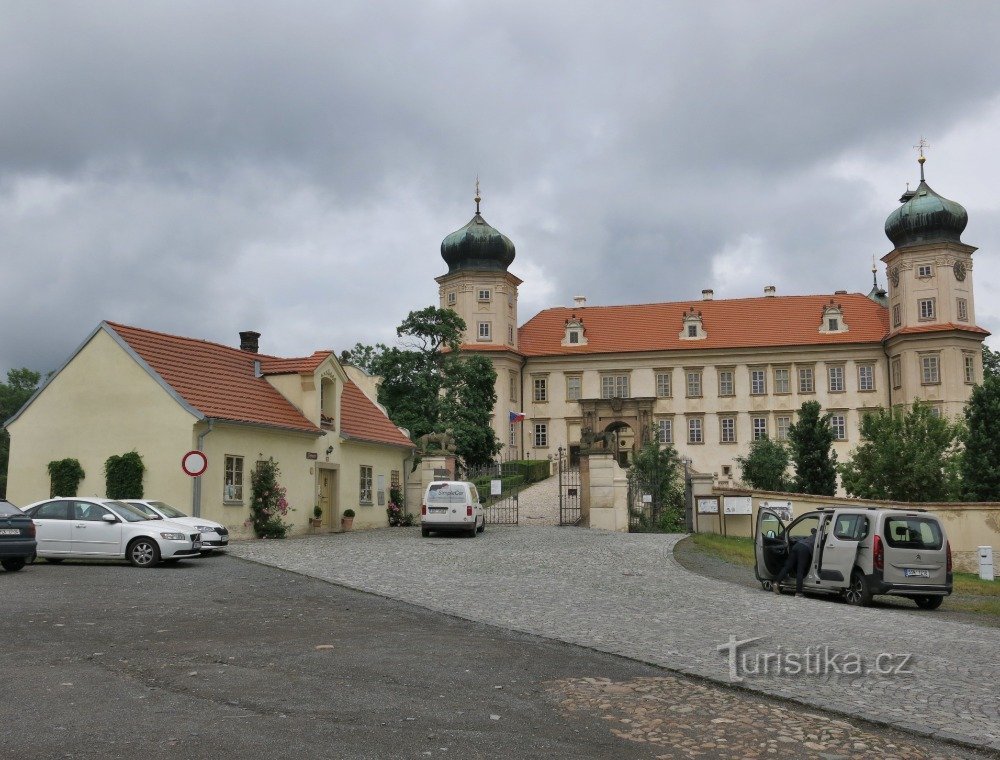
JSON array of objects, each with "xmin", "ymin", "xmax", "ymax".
[
  {"xmin": 881, "ymin": 143, "xmax": 985, "ymax": 418},
  {"xmin": 440, "ymin": 188, "xmax": 516, "ymax": 274}
]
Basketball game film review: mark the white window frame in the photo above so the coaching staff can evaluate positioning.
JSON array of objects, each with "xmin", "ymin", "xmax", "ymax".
[
  {"xmin": 750, "ymin": 369, "xmax": 767, "ymax": 395},
  {"xmin": 533, "ymin": 423, "xmax": 548, "ymax": 447},
  {"xmin": 827, "ymin": 318, "xmax": 839, "ymax": 331},
  {"xmin": 918, "ymin": 298, "xmax": 936, "ymax": 321},
  {"xmin": 509, "ymin": 372, "xmax": 518, "ymax": 402},
  {"xmin": 568, "ymin": 330, "xmax": 580, "ymax": 344},
  {"xmin": 917, "ymin": 264, "xmax": 933, "ymax": 278},
  {"xmin": 359, "ymin": 465, "xmax": 373, "ymax": 505},
  {"xmin": 224, "ymin": 455, "xmax": 244, "ymax": 503},
  {"xmin": 656, "ymin": 418, "xmax": 673, "ymax": 444},
  {"xmin": 718, "ymin": 370, "xmax": 734, "ymax": 397},
  {"xmin": 686, "ymin": 370, "xmax": 702, "ymax": 398},
  {"xmin": 957, "ymin": 298, "xmax": 968, "ymax": 322},
  {"xmin": 478, "ymin": 288, "xmax": 491, "ymax": 301},
  {"xmin": 752, "ymin": 416, "xmax": 768, "ymax": 441},
  {"xmin": 858, "ymin": 364, "xmax": 874, "ymax": 392},
  {"xmin": 533, "ymin": 377, "xmax": 548, "ymax": 402},
  {"xmin": 687, "ymin": 417, "xmax": 704, "ymax": 444},
  {"xmin": 828, "ymin": 365, "xmax": 845, "ymax": 393},
  {"xmin": 776, "ymin": 416, "xmax": 791, "ymax": 441},
  {"xmin": 921, "ymin": 355, "xmax": 940, "ymax": 385},
  {"xmin": 774, "ymin": 368, "xmax": 790, "ymax": 395},
  {"xmin": 830, "ymin": 414, "xmax": 847, "ymax": 441},
  {"xmin": 964, "ymin": 354, "xmax": 976, "ymax": 384},
  {"xmin": 447, "ymin": 291, "xmax": 456, "ymax": 305},
  {"xmin": 655, "ymin": 372, "xmax": 672, "ymax": 398},
  {"xmin": 892, "ymin": 303, "xmax": 901, "ymax": 328},
  {"xmin": 566, "ymin": 375, "xmax": 582, "ymax": 401},
  {"xmin": 600, "ymin": 374, "xmax": 630, "ymax": 399},
  {"xmin": 798, "ymin": 367, "xmax": 814, "ymax": 394},
  {"xmin": 720, "ymin": 416, "xmax": 736, "ymax": 443},
  {"xmin": 477, "ymin": 321, "xmax": 491, "ymax": 340},
  {"xmin": 891, "ymin": 357, "xmax": 902, "ymax": 389}
]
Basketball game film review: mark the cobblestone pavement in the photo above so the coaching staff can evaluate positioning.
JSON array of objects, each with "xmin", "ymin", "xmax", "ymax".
[
  {"xmin": 229, "ymin": 527, "xmax": 1000, "ymax": 752},
  {"xmin": 516, "ymin": 475, "xmax": 562, "ymax": 526}
]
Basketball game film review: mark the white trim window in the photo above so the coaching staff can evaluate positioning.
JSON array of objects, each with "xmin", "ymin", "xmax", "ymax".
[
  {"xmin": 224, "ymin": 455, "xmax": 244, "ymax": 502},
  {"xmin": 750, "ymin": 369, "xmax": 767, "ymax": 395},
  {"xmin": 447, "ymin": 291, "xmax": 456, "ymax": 306},
  {"xmin": 533, "ymin": 377, "xmax": 548, "ymax": 402},
  {"xmin": 798, "ymin": 367, "xmax": 814, "ymax": 393},
  {"xmin": 828, "ymin": 365, "xmax": 845, "ymax": 393},
  {"xmin": 892, "ymin": 357, "xmax": 902, "ymax": 389},
  {"xmin": 776, "ymin": 415, "xmax": 791, "ymax": 441},
  {"xmin": 917, "ymin": 264, "xmax": 933, "ymax": 278},
  {"xmin": 718, "ymin": 370, "xmax": 734, "ymax": 397},
  {"xmin": 686, "ymin": 370, "xmax": 702, "ymax": 398},
  {"xmin": 918, "ymin": 298, "xmax": 936, "ymax": 321},
  {"xmin": 566, "ymin": 375, "xmax": 581, "ymax": 401},
  {"xmin": 601, "ymin": 374, "xmax": 629, "ymax": 399},
  {"xmin": 533, "ymin": 423, "xmax": 548, "ymax": 447},
  {"xmin": 359, "ymin": 465, "xmax": 373, "ymax": 505},
  {"xmin": 720, "ymin": 416, "xmax": 736, "ymax": 443},
  {"xmin": 921, "ymin": 355, "xmax": 940, "ymax": 385},
  {"xmin": 656, "ymin": 372, "xmax": 672, "ymax": 398},
  {"xmin": 964, "ymin": 354, "xmax": 976, "ymax": 384},
  {"xmin": 892, "ymin": 303, "xmax": 901, "ymax": 328},
  {"xmin": 509, "ymin": 426, "xmax": 517, "ymax": 446},
  {"xmin": 477, "ymin": 321, "xmax": 491, "ymax": 340},
  {"xmin": 858, "ymin": 364, "xmax": 875, "ymax": 392},
  {"xmin": 656, "ymin": 419, "xmax": 673, "ymax": 444},
  {"xmin": 752, "ymin": 416, "xmax": 768, "ymax": 441},
  {"xmin": 687, "ymin": 417, "xmax": 703, "ymax": 444},
  {"xmin": 509, "ymin": 372, "xmax": 518, "ymax": 402},
  {"xmin": 957, "ymin": 298, "xmax": 968, "ymax": 322},
  {"xmin": 774, "ymin": 368, "xmax": 790, "ymax": 394},
  {"xmin": 830, "ymin": 414, "xmax": 847, "ymax": 441},
  {"xmin": 478, "ymin": 288, "xmax": 491, "ymax": 301}
]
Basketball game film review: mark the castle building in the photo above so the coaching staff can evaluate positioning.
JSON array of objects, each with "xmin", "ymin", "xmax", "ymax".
[{"xmin": 437, "ymin": 160, "xmax": 988, "ymax": 483}]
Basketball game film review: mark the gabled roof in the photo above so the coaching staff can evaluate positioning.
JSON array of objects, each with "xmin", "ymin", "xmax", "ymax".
[
  {"xmin": 106, "ymin": 322, "xmax": 322, "ymax": 434},
  {"xmin": 339, "ymin": 381, "xmax": 414, "ymax": 449},
  {"xmin": 261, "ymin": 351, "xmax": 332, "ymax": 375},
  {"xmin": 517, "ymin": 293, "xmax": 891, "ymax": 357}
]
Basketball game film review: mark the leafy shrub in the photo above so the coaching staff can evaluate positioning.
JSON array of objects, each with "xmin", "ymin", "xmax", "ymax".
[
  {"xmin": 105, "ymin": 451, "xmax": 145, "ymax": 499},
  {"xmin": 48, "ymin": 458, "xmax": 85, "ymax": 497},
  {"xmin": 247, "ymin": 458, "xmax": 290, "ymax": 539}
]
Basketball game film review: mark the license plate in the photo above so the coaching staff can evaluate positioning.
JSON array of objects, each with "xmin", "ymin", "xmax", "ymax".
[
  {"xmin": 904, "ymin": 568, "xmax": 930, "ymax": 578},
  {"xmin": 0, "ymin": 528, "xmax": 19, "ymax": 535},
  {"xmin": 429, "ymin": 507, "xmax": 447, "ymax": 513},
  {"xmin": 193, "ymin": 541, "xmax": 202, "ymax": 549}
]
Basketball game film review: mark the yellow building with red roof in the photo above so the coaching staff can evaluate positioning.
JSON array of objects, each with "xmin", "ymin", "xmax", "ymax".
[
  {"xmin": 5, "ymin": 323, "xmax": 414, "ymax": 536},
  {"xmin": 439, "ymin": 162, "xmax": 987, "ymax": 485}
]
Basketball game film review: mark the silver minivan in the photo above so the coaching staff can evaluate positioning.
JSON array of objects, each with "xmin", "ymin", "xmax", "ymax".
[
  {"xmin": 754, "ymin": 506, "xmax": 952, "ymax": 609},
  {"xmin": 420, "ymin": 481, "xmax": 485, "ymax": 538}
]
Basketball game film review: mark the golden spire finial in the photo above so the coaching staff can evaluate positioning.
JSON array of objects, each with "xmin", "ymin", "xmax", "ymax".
[
  {"xmin": 913, "ymin": 137, "xmax": 930, "ymax": 181},
  {"xmin": 474, "ymin": 176, "xmax": 481, "ymax": 214}
]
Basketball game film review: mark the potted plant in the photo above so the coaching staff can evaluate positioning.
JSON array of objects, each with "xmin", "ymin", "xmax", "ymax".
[
  {"xmin": 309, "ymin": 504, "xmax": 323, "ymax": 528},
  {"xmin": 341, "ymin": 508, "xmax": 356, "ymax": 531}
]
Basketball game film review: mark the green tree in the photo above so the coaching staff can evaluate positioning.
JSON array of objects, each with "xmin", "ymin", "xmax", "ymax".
[
  {"xmin": 787, "ymin": 401, "xmax": 837, "ymax": 495},
  {"xmin": 736, "ymin": 436, "xmax": 791, "ymax": 492},
  {"xmin": 961, "ymin": 375, "xmax": 1000, "ymax": 500},
  {"xmin": 627, "ymin": 434, "xmax": 685, "ymax": 532},
  {"xmin": 348, "ymin": 307, "xmax": 500, "ymax": 467},
  {"xmin": 983, "ymin": 345, "xmax": 1000, "ymax": 381},
  {"xmin": 839, "ymin": 402, "xmax": 960, "ymax": 502},
  {"xmin": 0, "ymin": 368, "xmax": 42, "ymax": 498}
]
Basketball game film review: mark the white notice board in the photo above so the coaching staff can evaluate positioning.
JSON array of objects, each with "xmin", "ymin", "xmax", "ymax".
[{"xmin": 723, "ymin": 496, "xmax": 752, "ymax": 515}]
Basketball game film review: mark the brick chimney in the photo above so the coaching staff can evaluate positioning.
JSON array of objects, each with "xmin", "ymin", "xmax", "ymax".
[
  {"xmin": 239, "ymin": 331, "xmax": 260, "ymax": 353},
  {"xmin": 702, "ymin": 289, "xmax": 714, "ymax": 301}
]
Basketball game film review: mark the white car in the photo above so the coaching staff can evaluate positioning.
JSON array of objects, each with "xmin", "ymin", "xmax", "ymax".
[
  {"xmin": 22, "ymin": 497, "xmax": 203, "ymax": 568},
  {"xmin": 420, "ymin": 480, "xmax": 485, "ymax": 538},
  {"xmin": 126, "ymin": 500, "xmax": 229, "ymax": 552}
]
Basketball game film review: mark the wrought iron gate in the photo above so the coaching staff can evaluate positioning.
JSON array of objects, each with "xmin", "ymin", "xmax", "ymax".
[
  {"xmin": 557, "ymin": 447, "xmax": 582, "ymax": 526},
  {"xmin": 462, "ymin": 459, "xmax": 521, "ymax": 525}
]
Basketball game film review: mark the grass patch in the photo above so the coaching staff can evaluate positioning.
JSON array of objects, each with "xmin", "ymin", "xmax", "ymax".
[
  {"xmin": 690, "ymin": 533, "xmax": 755, "ymax": 567},
  {"xmin": 953, "ymin": 572, "xmax": 1000, "ymax": 597}
]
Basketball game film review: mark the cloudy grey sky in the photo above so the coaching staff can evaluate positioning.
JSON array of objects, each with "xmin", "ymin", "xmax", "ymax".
[{"xmin": 3, "ymin": 1, "xmax": 1000, "ymax": 377}]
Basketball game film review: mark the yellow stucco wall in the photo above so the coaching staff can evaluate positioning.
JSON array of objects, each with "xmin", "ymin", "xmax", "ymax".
[
  {"xmin": 6, "ymin": 328, "xmax": 199, "ymax": 506},
  {"xmin": 338, "ymin": 440, "xmax": 410, "ymax": 530}
]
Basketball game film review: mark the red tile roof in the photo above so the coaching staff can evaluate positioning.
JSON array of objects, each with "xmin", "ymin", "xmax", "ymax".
[
  {"xmin": 261, "ymin": 351, "xmax": 332, "ymax": 375},
  {"xmin": 517, "ymin": 294, "xmax": 892, "ymax": 356},
  {"xmin": 107, "ymin": 322, "xmax": 322, "ymax": 433},
  {"xmin": 888, "ymin": 322, "xmax": 991, "ymax": 338},
  {"xmin": 339, "ymin": 381, "xmax": 414, "ymax": 449}
]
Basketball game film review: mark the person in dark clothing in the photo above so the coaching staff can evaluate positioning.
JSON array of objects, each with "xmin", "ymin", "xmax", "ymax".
[{"xmin": 773, "ymin": 528, "xmax": 816, "ymax": 597}]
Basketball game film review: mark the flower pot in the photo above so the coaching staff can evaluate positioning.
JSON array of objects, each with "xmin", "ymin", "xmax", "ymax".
[
  {"xmin": 341, "ymin": 516, "xmax": 354, "ymax": 531},
  {"xmin": 309, "ymin": 517, "xmax": 323, "ymax": 528}
]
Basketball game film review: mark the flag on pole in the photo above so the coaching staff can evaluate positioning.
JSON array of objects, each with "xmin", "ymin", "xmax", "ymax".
[{"xmin": 509, "ymin": 410, "xmax": 526, "ymax": 424}]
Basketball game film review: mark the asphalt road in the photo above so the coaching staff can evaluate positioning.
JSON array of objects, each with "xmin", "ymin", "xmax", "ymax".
[{"xmin": 2, "ymin": 553, "xmax": 988, "ymax": 759}]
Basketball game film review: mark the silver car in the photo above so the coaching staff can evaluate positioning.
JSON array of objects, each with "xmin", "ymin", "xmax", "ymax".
[
  {"xmin": 755, "ymin": 506, "xmax": 952, "ymax": 609},
  {"xmin": 126, "ymin": 500, "xmax": 229, "ymax": 552}
]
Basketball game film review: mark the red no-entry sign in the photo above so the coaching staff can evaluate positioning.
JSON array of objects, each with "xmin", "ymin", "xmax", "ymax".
[{"xmin": 181, "ymin": 450, "xmax": 208, "ymax": 477}]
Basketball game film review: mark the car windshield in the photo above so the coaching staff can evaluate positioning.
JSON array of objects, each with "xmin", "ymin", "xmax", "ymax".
[
  {"xmin": 127, "ymin": 502, "xmax": 163, "ymax": 519},
  {"xmin": 150, "ymin": 501, "xmax": 187, "ymax": 519},
  {"xmin": 106, "ymin": 501, "xmax": 155, "ymax": 523},
  {"xmin": 426, "ymin": 484, "xmax": 468, "ymax": 504}
]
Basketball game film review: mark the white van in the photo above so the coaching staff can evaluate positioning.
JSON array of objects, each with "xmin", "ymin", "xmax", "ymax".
[{"xmin": 420, "ymin": 481, "xmax": 485, "ymax": 538}]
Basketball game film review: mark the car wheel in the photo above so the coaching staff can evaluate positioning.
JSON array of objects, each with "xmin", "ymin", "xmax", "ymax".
[
  {"xmin": 914, "ymin": 595, "xmax": 943, "ymax": 610},
  {"xmin": 44, "ymin": 557, "xmax": 64, "ymax": 564},
  {"xmin": 127, "ymin": 538, "xmax": 161, "ymax": 568},
  {"xmin": 844, "ymin": 570, "xmax": 872, "ymax": 607},
  {"xmin": 1, "ymin": 557, "xmax": 26, "ymax": 572},
  {"xmin": 466, "ymin": 525, "xmax": 477, "ymax": 538},
  {"xmin": 421, "ymin": 527, "xmax": 430, "ymax": 538},
  {"xmin": 478, "ymin": 519, "xmax": 485, "ymax": 534}
]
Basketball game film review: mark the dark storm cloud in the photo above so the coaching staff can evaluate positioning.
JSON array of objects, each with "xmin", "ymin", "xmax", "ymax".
[{"xmin": 2, "ymin": 1, "xmax": 999, "ymax": 378}]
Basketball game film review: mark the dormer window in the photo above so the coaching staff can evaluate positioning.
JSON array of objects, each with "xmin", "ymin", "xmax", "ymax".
[
  {"xmin": 679, "ymin": 307, "xmax": 706, "ymax": 340},
  {"xmin": 561, "ymin": 316, "xmax": 588, "ymax": 347},
  {"xmin": 819, "ymin": 301, "xmax": 848, "ymax": 334}
]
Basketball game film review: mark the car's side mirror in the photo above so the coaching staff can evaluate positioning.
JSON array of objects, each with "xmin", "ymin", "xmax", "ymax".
[
  {"xmin": 765, "ymin": 529, "xmax": 776, "ymax": 539},
  {"xmin": 101, "ymin": 514, "xmax": 118, "ymax": 523}
]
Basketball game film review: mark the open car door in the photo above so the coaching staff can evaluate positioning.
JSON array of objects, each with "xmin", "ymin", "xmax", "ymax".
[
  {"xmin": 754, "ymin": 508, "xmax": 788, "ymax": 586},
  {"xmin": 814, "ymin": 510, "xmax": 866, "ymax": 589}
]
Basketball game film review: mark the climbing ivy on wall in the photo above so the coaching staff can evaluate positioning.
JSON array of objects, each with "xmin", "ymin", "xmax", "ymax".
[
  {"xmin": 105, "ymin": 451, "xmax": 145, "ymax": 499},
  {"xmin": 47, "ymin": 458, "xmax": 85, "ymax": 497}
]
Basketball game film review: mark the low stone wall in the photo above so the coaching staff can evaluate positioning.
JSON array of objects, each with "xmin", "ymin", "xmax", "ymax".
[{"xmin": 694, "ymin": 485, "xmax": 1000, "ymax": 574}]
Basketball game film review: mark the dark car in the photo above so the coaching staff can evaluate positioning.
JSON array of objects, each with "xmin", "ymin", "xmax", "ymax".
[{"xmin": 0, "ymin": 500, "xmax": 37, "ymax": 572}]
